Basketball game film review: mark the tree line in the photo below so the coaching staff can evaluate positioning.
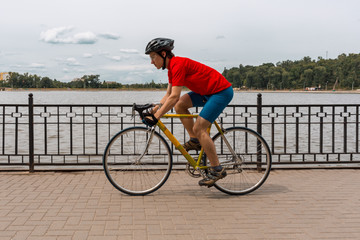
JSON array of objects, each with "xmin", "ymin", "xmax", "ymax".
[
  {"xmin": 223, "ymin": 53, "xmax": 360, "ymax": 90},
  {"xmin": 1, "ymin": 53, "xmax": 359, "ymax": 90},
  {"xmin": 0, "ymin": 73, "xmax": 167, "ymax": 89}
]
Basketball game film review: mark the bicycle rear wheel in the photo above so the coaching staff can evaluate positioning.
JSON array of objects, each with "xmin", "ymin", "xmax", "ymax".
[
  {"xmin": 204, "ymin": 127, "xmax": 271, "ymax": 195},
  {"xmin": 103, "ymin": 127, "xmax": 172, "ymax": 196}
]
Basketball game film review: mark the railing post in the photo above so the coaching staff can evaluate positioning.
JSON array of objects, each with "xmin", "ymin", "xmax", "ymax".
[
  {"xmin": 257, "ymin": 93, "xmax": 262, "ymax": 171},
  {"xmin": 257, "ymin": 93, "xmax": 262, "ymax": 136},
  {"xmin": 28, "ymin": 93, "xmax": 34, "ymax": 172}
]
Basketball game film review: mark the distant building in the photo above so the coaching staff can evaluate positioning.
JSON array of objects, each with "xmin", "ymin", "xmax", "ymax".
[
  {"xmin": 0, "ymin": 72, "xmax": 10, "ymax": 81},
  {"xmin": 305, "ymin": 87, "xmax": 321, "ymax": 91}
]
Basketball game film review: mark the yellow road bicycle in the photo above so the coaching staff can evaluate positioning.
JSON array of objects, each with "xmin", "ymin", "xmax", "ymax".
[{"xmin": 103, "ymin": 103, "xmax": 272, "ymax": 196}]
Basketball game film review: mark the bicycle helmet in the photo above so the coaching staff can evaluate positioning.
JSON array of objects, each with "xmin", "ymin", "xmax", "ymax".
[{"xmin": 145, "ymin": 38, "xmax": 174, "ymax": 55}]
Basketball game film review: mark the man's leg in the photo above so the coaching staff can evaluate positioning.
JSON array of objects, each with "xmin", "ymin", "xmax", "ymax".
[
  {"xmin": 174, "ymin": 94, "xmax": 218, "ymax": 162},
  {"xmin": 174, "ymin": 94, "xmax": 197, "ymax": 138},
  {"xmin": 194, "ymin": 116, "xmax": 226, "ymax": 187},
  {"xmin": 193, "ymin": 116, "xmax": 219, "ymax": 166},
  {"xmin": 194, "ymin": 87, "xmax": 233, "ymax": 187}
]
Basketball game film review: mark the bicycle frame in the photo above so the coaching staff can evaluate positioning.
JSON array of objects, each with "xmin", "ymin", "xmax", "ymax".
[{"xmin": 152, "ymin": 113, "xmax": 234, "ymax": 171}]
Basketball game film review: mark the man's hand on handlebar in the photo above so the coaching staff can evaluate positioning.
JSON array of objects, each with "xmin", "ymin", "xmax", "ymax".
[
  {"xmin": 132, "ymin": 103, "xmax": 159, "ymax": 115},
  {"xmin": 132, "ymin": 103, "xmax": 159, "ymax": 127},
  {"xmin": 142, "ymin": 114, "xmax": 158, "ymax": 127},
  {"xmin": 149, "ymin": 103, "xmax": 162, "ymax": 115}
]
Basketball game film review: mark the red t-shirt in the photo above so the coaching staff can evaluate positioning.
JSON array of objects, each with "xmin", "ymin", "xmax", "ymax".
[{"xmin": 168, "ymin": 57, "xmax": 232, "ymax": 95}]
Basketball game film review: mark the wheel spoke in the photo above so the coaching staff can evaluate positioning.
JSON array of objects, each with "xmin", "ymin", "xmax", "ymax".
[
  {"xmin": 103, "ymin": 127, "xmax": 172, "ymax": 196},
  {"xmin": 204, "ymin": 127, "xmax": 271, "ymax": 195}
]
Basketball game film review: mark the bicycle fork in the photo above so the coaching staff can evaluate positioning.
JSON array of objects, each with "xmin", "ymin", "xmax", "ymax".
[{"xmin": 135, "ymin": 127, "xmax": 156, "ymax": 164}]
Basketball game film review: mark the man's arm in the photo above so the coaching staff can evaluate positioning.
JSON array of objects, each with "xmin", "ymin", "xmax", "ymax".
[
  {"xmin": 152, "ymin": 84, "xmax": 172, "ymax": 114},
  {"xmin": 160, "ymin": 84, "xmax": 172, "ymax": 105},
  {"xmin": 154, "ymin": 85, "xmax": 182, "ymax": 119}
]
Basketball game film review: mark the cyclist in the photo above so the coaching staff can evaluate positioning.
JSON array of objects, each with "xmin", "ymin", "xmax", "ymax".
[{"xmin": 143, "ymin": 37, "xmax": 233, "ymax": 187}]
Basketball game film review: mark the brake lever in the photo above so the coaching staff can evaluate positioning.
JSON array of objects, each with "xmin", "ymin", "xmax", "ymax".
[{"xmin": 131, "ymin": 103, "xmax": 156, "ymax": 121}]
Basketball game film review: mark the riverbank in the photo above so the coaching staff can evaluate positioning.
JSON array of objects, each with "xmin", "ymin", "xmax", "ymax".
[
  {"xmin": 1, "ymin": 87, "xmax": 360, "ymax": 93},
  {"xmin": 0, "ymin": 87, "xmax": 167, "ymax": 92}
]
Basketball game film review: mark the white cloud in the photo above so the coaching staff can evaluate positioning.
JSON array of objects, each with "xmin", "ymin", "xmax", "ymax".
[
  {"xmin": 98, "ymin": 33, "xmax": 121, "ymax": 40},
  {"xmin": 57, "ymin": 74, "xmax": 74, "ymax": 82},
  {"xmin": 65, "ymin": 57, "xmax": 81, "ymax": 66},
  {"xmin": 9, "ymin": 64, "xmax": 22, "ymax": 69},
  {"xmin": 40, "ymin": 26, "xmax": 73, "ymax": 44},
  {"xmin": 72, "ymin": 32, "xmax": 97, "ymax": 44},
  {"xmin": 40, "ymin": 26, "xmax": 97, "ymax": 44},
  {"xmin": 140, "ymin": 54, "xmax": 149, "ymax": 60},
  {"xmin": 102, "ymin": 64, "xmax": 153, "ymax": 72},
  {"xmin": 98, "ymin": 50, "xmax": 110, "ymax": 56},
  {"xmin": 119, "ymin": 49, "xmax": 139, "ymax": 54},
  {"xmin": 29, "ymin": 63, "xmax": 45, "ymax": 68},
  {"xmin": 0, "ymin": 51, "xmax": 20, "ymax": 57},
  {"xmin": 83, "ymin": 53, "xmax": 93, "ymax": 58},
  {"xmin": 110, "ymin": 56, "xmax": 121, "ymax": 61}
]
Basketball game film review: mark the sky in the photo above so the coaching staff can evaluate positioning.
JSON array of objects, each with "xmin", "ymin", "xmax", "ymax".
[{"xmin": 1, "ymin": 0, "xmax": 359, "ymax": 84}]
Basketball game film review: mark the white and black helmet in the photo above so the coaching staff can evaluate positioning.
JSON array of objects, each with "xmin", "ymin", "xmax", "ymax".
[{"xmin": 145, "ymin": 38, "xmax": 174, "ymax": 55}]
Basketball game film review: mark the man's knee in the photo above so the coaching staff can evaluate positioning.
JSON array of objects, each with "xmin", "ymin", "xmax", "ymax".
[
  {"xmin": 192, "ymin": 124, "xmax": 207, "ymax": 138},
  {"xmin": 174, "ymin": 95, "xmax": 192, "ymax": 113},
  {"xmin": 174, "ymin": 101, "xmax": 186, "ymax": 113},
  {"xmin": 193, "ymin": 117, "xmax": 211, "ymax": 138}
]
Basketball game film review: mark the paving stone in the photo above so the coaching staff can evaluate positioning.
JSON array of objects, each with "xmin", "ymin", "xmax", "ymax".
[{"xmin": 0, "ymin": 170, "xmax": 359, "ymax": 239}]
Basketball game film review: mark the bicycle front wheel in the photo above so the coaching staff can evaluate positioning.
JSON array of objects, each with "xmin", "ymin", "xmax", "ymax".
[
  {"xmin": 103, "ymin": 127, "xmax": 173, "ymax": 196},
  {"xmin": 204, "ymin": 127, "xmax": 272, "ymax": 195}
]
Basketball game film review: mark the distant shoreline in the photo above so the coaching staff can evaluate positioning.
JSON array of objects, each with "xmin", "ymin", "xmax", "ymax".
[{"xmin": 1, "ymin": 87, "xmax": 360, "ymax": 94}]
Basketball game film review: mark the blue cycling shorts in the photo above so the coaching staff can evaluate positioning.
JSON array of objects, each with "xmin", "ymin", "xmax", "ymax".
[{"xmin": 188, "ymin": 87, "xmax": 233, "ymax": 123}]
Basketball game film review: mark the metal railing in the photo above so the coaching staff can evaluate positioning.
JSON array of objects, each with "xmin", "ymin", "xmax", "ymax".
[{"xmin": 0, "ymin": 93, "xmax": 359, "ymax": 171}]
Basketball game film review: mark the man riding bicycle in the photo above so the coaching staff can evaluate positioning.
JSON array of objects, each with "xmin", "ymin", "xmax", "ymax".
[{"xmin": 143, "ymin": 38, "xmax": 233, "ymax": 187}]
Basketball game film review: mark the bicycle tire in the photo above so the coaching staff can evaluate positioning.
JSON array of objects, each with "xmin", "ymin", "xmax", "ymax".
[
  {"xmin": 203, "ymin": 127, "xmax": 272, "ymax": 195},
  {"xmin": 103, "ymin": 126, "xmax": 173, "ymax": 196}
]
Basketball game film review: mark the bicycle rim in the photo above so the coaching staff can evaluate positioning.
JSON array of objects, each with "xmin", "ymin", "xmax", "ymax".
[
  {"xmin": 205, "ymin": 127, "xmax": 272, "ymax": 195},
  {"xmin": 103, "ymin": 127, "xmax": 172, "ymax": 196}
]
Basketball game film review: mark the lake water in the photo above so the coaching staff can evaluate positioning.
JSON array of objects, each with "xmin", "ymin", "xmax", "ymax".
[{"xmin": 1, "ymin": 90, "xmax": 359, "ymax": 105}]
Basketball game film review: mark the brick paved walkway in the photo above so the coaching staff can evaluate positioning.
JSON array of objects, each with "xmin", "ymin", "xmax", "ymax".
[{"xmin": 0, "ymin": 169, "xmax": 360, "ymax": 240}]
